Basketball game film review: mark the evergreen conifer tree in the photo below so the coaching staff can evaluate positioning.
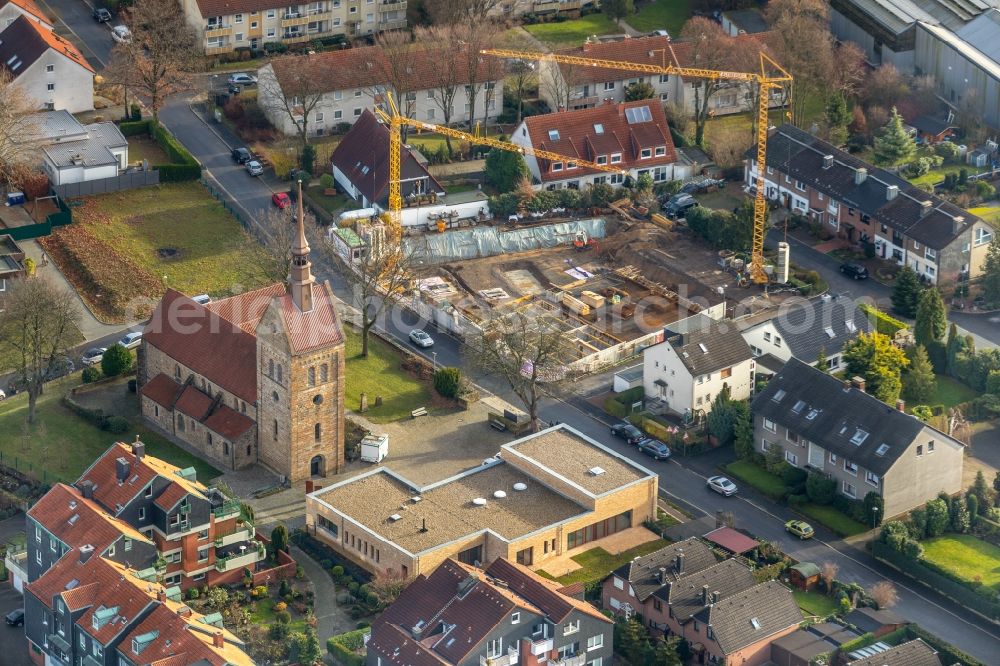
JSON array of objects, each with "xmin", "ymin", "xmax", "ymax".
[
  {"xmin": 873, "ymin": 107, "xmax": 917, "ymax": 166},
  {"xmin": 891, "ymin": 267, "xmax": 922, "ymax": 318}
]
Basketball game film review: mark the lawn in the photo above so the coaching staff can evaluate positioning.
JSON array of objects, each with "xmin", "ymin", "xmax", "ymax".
[
  {"xmin": 538, "ymin": 538, "xmax": 671, "ymax": 585},
  {"xmin": 523, "ymin": 14, "xmax": 621, "ymax": 48},
  {"xmin": 793, "ymin": 590, "xmax": 840, "ymax": 619},
  {"xmin": 968, "ymin": 205, "xmax": 1000, "ymax": 229},
  {"xmin": 907, "ymin": 164, "xmax": 964, "ymax": 189},
  {"xmin": 444, "ymin": 182, "xmax": 479, "ymax": 195},
  {"xmin": 41, "ymin": 182, "xmax": 272, "ymax": 322},
  {"xmin": 922, "ymin": 534, "xmax": 1000, "ymax": 590},
  {"xmin": 628, "ymin": 0, "xmax": 693, "ymax": 35},
  {"xmin": 0, "ymin": 376, "xmax": 220, "ymax": 484},
  {"xmin": 343, "ymin": 325, "xmax": 434, "ymax": 423},
  {"xmin": 250, "ymin": 598, "xmax": 308, "ymax": 634},
  {"xmin": 305, "ymin": 184, "xmax": 348, "ymax": 216},
  {"xmin": 406, "ymin": 129, "xmax": 503, "ymax": 156},
  {"xmin": 125, "ymin": 137, "xmax": 171, "ymax": 167},
  {"xmin": 724, "ymin": 460, "xmax": 787, "ymax": 501},
  {"xmin": 797, "ymin": 503, "xmax": 867, "ymax": 537},
  {"xmin": 927, "ymin": 375, "xmax": 979, "ymax": 410}
]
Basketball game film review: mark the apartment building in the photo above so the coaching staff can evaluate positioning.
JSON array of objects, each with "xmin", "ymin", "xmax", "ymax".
[
  {"xmin": 601, "ymin": 538, "xmax": 802, "ymax": 666},
  {"xmin": 511, "ymin": 100, "xmax": 686, "ymax": 190},
  {"xmin": 179, "ymin": 0, "xmax": 407, "ymax": 55},
  {"xmin": 747, "ymin": 124, "xmax": 995, "ymax": 285},
  {"xmin": 0, "ymin": 15, "xmax": 93, "ymax": 112},
  {"xmin": 257, "ymin": 44, "xmax": 502, "ymax": 137},
  {"xmin": 367, "ymin": 557, "xmax": 613, "ymax": 666},
  {"xmin": 752, "ymin": 359, "xmax": 964, "ymax": 518},
  {"xmin": 306, "ymin": 424, "xmax": 657, "ymax": 578}
]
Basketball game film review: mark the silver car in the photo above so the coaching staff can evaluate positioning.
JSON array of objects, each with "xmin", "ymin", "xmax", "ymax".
[
  {"xmin": 120, "ymin": 332, "xmax": 143, "ymax": 349},
  {"xmin": 707, "ymin": 476, "xmax": 738, "ymax": 496},
  {"xmin": 245, "ymin": 160, "xmax": 263, "ymax": 176},
  {"xmin": 409, "ymin": 329, "xmax": 434, "ymax": 348},
  {"xmin": 81, "ymin": 347, "xmax": 107, "ymax": 366}
]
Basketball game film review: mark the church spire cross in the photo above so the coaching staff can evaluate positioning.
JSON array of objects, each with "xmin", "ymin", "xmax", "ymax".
[{"xmin": 289, "ymin": 180, "xmax": 315, "ymax": 313}]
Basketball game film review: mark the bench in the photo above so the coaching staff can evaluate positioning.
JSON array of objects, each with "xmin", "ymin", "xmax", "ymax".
[
  {"xmin": 411, "ymin": 407, "xmax": 428, "ymax": 418},
  {"xmin": 489, "ymin": 420, "xmax": 507, "ymax": 432}
]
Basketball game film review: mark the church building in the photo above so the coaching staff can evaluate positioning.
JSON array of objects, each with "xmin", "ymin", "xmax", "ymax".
[{"xmin": 137, "ymin": 185, "xmax": 345, "ymax": 482}]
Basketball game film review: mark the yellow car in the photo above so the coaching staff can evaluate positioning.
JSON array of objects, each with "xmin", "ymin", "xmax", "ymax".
[{"xmin": 785, "ymin": 520, "xmax": 815, "ymax": 539}]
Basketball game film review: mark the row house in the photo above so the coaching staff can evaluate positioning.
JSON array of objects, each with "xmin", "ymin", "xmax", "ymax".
[
  {"xmin": 747, "ymin": 123, "xmax": 995, "ymax": 285},
  {"xmin": 601, "ymin": 538, "xmax": 802, "ymax": 666},
  {"xmin": 511, "ymin": 100, "xmax": 684, "ymax": 190},
  {"xmin": 752, "ymin": 359, "xmax": 964, "ymax": 518},
  {"xmin": 257, "ymin": 45, "xmax": 502, "ymax": 137},
  {"xmin": 538, "ymin": 33, "xmax": 780, "ymax": 117},
  {"xmin": 23, "ymin": 548, "xmax": 252, "ymax": 666},
  {"xmin": 367, "ymin": 557, "xmax": 613, "ymax": 666},
  {"xmin": 179, "ymin": 0, "xmax": 407, "ymax": 55}
]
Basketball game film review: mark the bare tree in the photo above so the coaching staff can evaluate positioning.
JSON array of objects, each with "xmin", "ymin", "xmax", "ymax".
[
  {"xmin": 0, "ymin": 278, "xmax": 81, "ymax": 423},
  {"xmin": 106, "ymin": 0, "xmax": 198, "ymax": 119},
  {"xmin": 679, "ymin": 18, "xmax": 740, "ymax": 145},
  {"xmin": 820, "ymin": 562, "xmax": 839, "ymax": 596},
  {"xmin": 862, "ymin": 64, "xmax": 910, "ymax": 112},
  {"xmin": 764, "ymin": 0, "xmax": 836, "ymax": 127},
  {"xmin": 374, "ymin": 29, "xmax": 418, "ymax": 140},
  {"xmin": 258, "ymin": 55, "xmax": 327, "ymax": 149},
  {"xmin": 867, "ymin": 581, "xmax": 899, "ymax": 609},
  {"xmin": 369, "ymin": 569, "xmax": 410, "ymax": 607},
  {"xmin": 541, "ymin": 61, "xmax": 579, "ymax": 113},
  {"xmin": 425, "ymin": 0, "xmax": 504, "ymax": 24},
  {"xmin": 468, "ymin": 309, "xmax": 573, "ymax": 432},
  {"xmin": 417, "ymin": 26, "xmax": 463, "ymax": 154},
  {"xmin": 506, "ymin": 59, "xmax": 538, "ymax": 124},
  {"xmin": 240, "ymin": 204, "xmax": 314, "ymax": 284},
  {"xmin": 706, "ymin": 123, "xmax": 753, "ymax": 168},
  {"xmin": 0, "ymin": 70, "xmax": 41, "ymax": 188},
  {"xmin": 451, "ymin": 21, "xmax": 503, "ymax": 130}
]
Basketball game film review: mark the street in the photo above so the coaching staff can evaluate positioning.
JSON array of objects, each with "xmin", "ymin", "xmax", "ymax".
[{"xmin": 36, "ymin": 0, "xmax": 115, "ymax": 68}]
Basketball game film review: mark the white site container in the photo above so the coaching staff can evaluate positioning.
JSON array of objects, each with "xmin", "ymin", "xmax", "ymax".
[{"xmin": 360, "ymin": 434, "xmax": 389, "ymax": 463}]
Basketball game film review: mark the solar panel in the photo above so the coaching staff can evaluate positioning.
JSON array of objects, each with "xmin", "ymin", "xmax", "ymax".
[{"xmin": 624, "ymin": 106, "xmax": 652, "ymax": 124}]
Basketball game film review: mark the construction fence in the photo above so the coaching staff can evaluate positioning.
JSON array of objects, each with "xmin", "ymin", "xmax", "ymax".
[{"xmin": 54, "ymin": 169, "xmax": 160, "ymax": 198}]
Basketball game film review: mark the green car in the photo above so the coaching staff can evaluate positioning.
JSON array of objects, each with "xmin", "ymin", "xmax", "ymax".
[{"xmin": 785, "ymin": 520, "xmax": 815, "ymax": 539}]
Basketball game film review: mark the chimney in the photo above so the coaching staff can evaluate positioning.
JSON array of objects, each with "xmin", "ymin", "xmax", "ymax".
[
  {"xmin": 617, "ymin": 102, "xmax": 626, "ymax": 117},
  {"xmin": 712, "ymin": 591, "xmax": 720, "ymax": 604},
  {"xmin": 701, "ymin": 585, "xmax": 710, "ymax": 605},
  {"xmin": 115, "ymin": 457, "xmax": 131, "ymax": 483},
  {"xmin": 851, "ymin": 376, "xmax": 866, "ymax": 393},
  {"xmin": 658, "ymin": 566, "xmax": 667, "ymax": 583},
  {"xmin": 80, "ymin": 480, "xmax": 94, "ymax": 500},
  {"xmin": 896, "ymin": 399, "xmax": 906, "ymax": 412},
  {"xmin": 919, "ymin": 200, "xmax": 933, "ymax": 217},
  {"xmin": 213, "ymin": 631, "xmax": 224, "ymax": 648},
  {"xmin": 854, "ymin": 167, "xmax": 867, "ymax": 185},
  {"xmin": 78, "ymin": 544, "xmax": 95, "ymax": 564},
  {"xmin": 952, "ymin": 215, "xmax": 965, "ymax": 235},
  {"xmin": 420, "ymin": 518, "xmax": 428, "ymax": 533},
  {"xmin": 675, "ymin": 551, "xmax": 684, "ymax": 574},
  {"xmin": 822, "ymin": 154, "xmax": 834, "ymax": 169},
  {"xmin": 156, "ymin": 588, "xmax": 167, "ymax": 603},
  {"xmin": 886, "ymin": 185, "xmax": 898, "ymax": 201},
  {"xmin": 132, "ymin": 437, "xmax": 145, "ymax": 461}
]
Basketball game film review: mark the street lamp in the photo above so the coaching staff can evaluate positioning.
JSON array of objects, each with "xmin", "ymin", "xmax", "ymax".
[
  {"xmin": 432, "ymin": 351, "xmax": 437, "ymax": 371},
  {"xmin": 872, "ymin": 506, "xmax": 880, "ymax": 531}
]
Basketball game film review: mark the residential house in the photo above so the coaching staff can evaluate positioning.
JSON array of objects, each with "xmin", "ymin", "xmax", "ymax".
[
  {"xmin": 741, "ymin": 294, "xmax": 873, "ymax": 372},
  {"xmin": 257, "ymin": 45, "xmax": 502, "ymax": 137},
  {"xmin": 601, "ymin": 538, "xmax": 801, "ymax": 666},
  {"xmin": 330, "ymin": 110, "xmax": 488, "ymax": 228},
  {"xmin": 178, "ymin": 0, "xmax": 407, "ymax": 55},
  {"xmin": 19, "ymin": 110, "xmax": 130, "ymax": 186},
  {"xmin": 0, "ymin": 15, "xmax": 93, "ymax": 112},
  {"xmin": 746, "ymin": 124, "xmax": 995, "ymax": 285},
  {"xmin": 721, "ymin": 8, "xmax": 768, "ymax": 36},
  {"xmin": 846, "ymin": 638, "xmax": 943, "ymax": 666},
  {"xmin": 307, "ymin": 424, "xmax": 658, "ymax": 578},
  {"xmin": 367, "ymin": 557, "xmax": 613, "ymax": 666},
  {"xmin": 642, "ymin": 314, "xmax": 755, "ymax": 418},
  {"xmin": 510, "ymin": 100, "xmax": 686, "ymax": 190},
  {"xmin": 488, "ymin": 0, "xmax": 598, "ymax": 19},
  {"xmin": 752, "ymin": 359, "xmax": 965, "ymax": 518},
  {"xmin": 0, "ymin": 234, "xmax": 26, "ymax": 312},
  {"xmin": 0, "ymin": 0, "xmax": 52, "ymax": 29},
  {"xmin": 23, "ymin": 548, "xmax": 252, "ymax": 666}
]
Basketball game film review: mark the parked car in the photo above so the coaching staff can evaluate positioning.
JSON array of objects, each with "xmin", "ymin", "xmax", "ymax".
[
  {"xmin": 785, "ymin": 520, "xmax": 815, "ymax": 539},
  {"xmin": 0, "ymin": 388, "xmax": 6, "ymax": 401},
  {"xmin": 44, "ymin": 356, "xmax": 75, "ymax": 380},
  {"xmin": 638, "ymin": 438, "xmax": 671, "ymax": 460},
  {"xmin": 119, "ymin": 332, "xmax": 143, "ymax": 349},
  {"xmin": 409, "ymin": 329, "xmax": 434, "ymax": 348},
  {"xmin": 92, "ymin": 7, "xmax": 112, "ymax": 22},
  {"xmin": 81, "ymin": 348, "xmax": 107, "ymax": 367},
  {"xmin": 272, "ymin": 192, "xmax": 291, "ymax": 209},
  {"xmin": 664, "ymin": 193, "xmax": 698, "ymax": 219},
  {"xmin": 245, "ymin": 160, "xmax": 263, "ymax": 176},
  {"xmin": 227, "ymin": 83, "xmax": 241, "ymax": 95},
  {"xmin": 110, "ymin": 25, "xmax": 131, "ymax": 43},
  {"xmin": 191, "ymin": 294, "xmax": 211, "ymax": 305},
  {"xmin": 648, "ymin": 29, "xmax": 669, "ymax": 37},
  {"xmin": 227, "ymin": 73, "xmax": 257, "ymax": 86},
  {"xmin": 231, "ymin": 147, "xmax": 252, "ymax": 164},
  {"xmin": 839, "ymin": 262, "xmax": 869, "ymax": 280},
  {"xmin": 707, "ymin": 475, "xmax": 738, "ymax": 496},
  {"xmin": 610, "ymin": 422, "xmax": 645, "ymax": 445},
  {"xmin": 5, "ymin": 608, "xmax": 24, "ymax": 627}
]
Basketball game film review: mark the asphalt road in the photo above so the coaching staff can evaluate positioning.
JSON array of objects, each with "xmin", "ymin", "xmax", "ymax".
[{"xmin": 36, "ymin": 0, "xmax": 116, "ymax": 68}]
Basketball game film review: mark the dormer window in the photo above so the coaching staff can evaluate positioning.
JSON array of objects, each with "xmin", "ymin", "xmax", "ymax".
[
  {"xmin": 567, "ymin": 161, "xmax": 577, "ymax": 170},
  {"xmin": 596, "ymin": 155, "xmax": 607, "ymax": 165},
  {"xmin": 655, "ymin": 146, "xmax": 666, "ymax": 157},
  {"xmin": 552, "ymin": 162, "xmax": 563, "ymax": 172},
  {"xmin": 548, "ymin": 129, "xmax": 560, "ymax": 141},
  {"xmin": 640, "ymin": 148, "xmax": 652, "ymax": 159},
  {"xmin": 610, "ymin": 153, "xmax": 622, "ymax": 164}
]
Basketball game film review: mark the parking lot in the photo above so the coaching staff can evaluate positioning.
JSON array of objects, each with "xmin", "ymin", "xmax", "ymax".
[{"xmin": 0, "ymin": 581, "xmax": 29, "ymax": 666}]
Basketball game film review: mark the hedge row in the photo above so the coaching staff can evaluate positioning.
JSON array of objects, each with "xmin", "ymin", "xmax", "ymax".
[
  {"xmin": 60, "ymin": 395, "xmax": 129, "ymax": 434},
  {"xmin": 603, "ymin": 386, "xmax": 644, "ymax": 419},
  {"xmin": 860, "ymin": 304, "xmax": 907, "ymax": 336},
  {"xmin": 120, "ymin": 119, "xmax": 154, "ymax": 137},
  {"xmin": 151, "ymin": 122, "xmax": 201, "ymax": 181},
  {"xmin": 904, "ymin": 624, "xmax": 986, "ymax": 666},
  {"xmin": 327, "ymin": 628, "xmax": 368, "ymax": 666}
]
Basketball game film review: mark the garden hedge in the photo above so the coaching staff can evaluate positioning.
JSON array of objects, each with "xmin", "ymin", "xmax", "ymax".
[
  {"xmin": 151, "ymin": 122, "xmax": 201, "ymax": 181},
  {"xmin": 860, "ymin": 304, "xmax": 907, "ymax": 336},
  {"xmin": 327, "ymin": 628, "xmax": 369, "ymax": 666}
]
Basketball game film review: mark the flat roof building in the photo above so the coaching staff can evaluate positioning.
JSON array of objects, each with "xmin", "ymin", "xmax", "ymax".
[{"xmin": 306, "ymin": 424, "xmax": 658, "ymax": 578}]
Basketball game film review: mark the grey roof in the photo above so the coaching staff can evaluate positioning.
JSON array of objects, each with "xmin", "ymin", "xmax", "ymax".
[
  {"xmin": 766, "ymin": 294, "xmax": 873, "ymax": 362},
  {"xmin": 656, "ymin": 559, "xmax": 756, "ymax": 622},
  {"xmin": 25, "ymin": 110, "xmax": 88, "ymax": 143},
  {"xmin": 693, "ymin": 580, "xmax": 802, "ymax": 654},
  {"xmin": 847, "ymin": 638, "xmax": 942, "ymax": 666},
  {"xmin": 0, "ymin": 14, "xmax": 47, "ymax": 78},
  {"xmin": 755, "ymin": 124, "xmax": 983, "ymax": 250},
  {"xmin": 772, "ymin": 622, "xmax": 863, "ymax": 661},
  {"xmin": 42, "ymin": 122, "xmax": 127, "ymax": 169},
  {"xmin": 615, "ymin": 365, "xmax": 644, "ymax": 383},
  {"xmin": 752, "ymin": 358, "xmax": 930, "ymax": 476},
  {"xmin": 610, "ymin": 537, "xmax": 717, "ymax": 601},
  {"xmin": 754, "ymin": 353, "xmax": 786, "ymax": 375},
  {"xmin": 837, "ymin": 0, "xmax": 998, "ymax": 33},
  {"xmin": 909, "ymin": 112, "xmax": 957, "ymax": 137},
  {"xmin": 921, "ymin": 13, "xmax": 1000, "ymax": 83},
  {"xmin": 722, "ymin": 8, "xmax": 768, "ymax": 33},
  {"xmin": 659, "ymin": 318, "xmax": 753, "ymax": 377},
  {"xmin": 844, "ymin": 607, "xmax": 906, "ymax": 634}
]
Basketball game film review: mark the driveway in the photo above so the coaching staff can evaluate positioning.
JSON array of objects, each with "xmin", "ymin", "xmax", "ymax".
[{"xmin": 0, "ymin": 581, "xmax": 30, "ymax": 666}]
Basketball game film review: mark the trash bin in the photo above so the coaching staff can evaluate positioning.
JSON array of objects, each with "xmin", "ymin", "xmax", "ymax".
[{"xmin": 6, "ymin": 191, "xmax": 25, "ymax": 206}]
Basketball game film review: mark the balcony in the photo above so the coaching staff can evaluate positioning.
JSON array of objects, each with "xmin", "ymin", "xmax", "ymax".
[
  {"xmin": 377, "ymin": 18, "xmax": 406, "ymax": 30},
  {"xmin": 4, "ymin": 546, "xmax": 27, "ymax": 587},
  {"xmin": 215, "ymin": 540, "xmax": 265, "ymax": 572},
  {"xmin": 204, "ymin": 24, "xmax": 231, "ymax": 37},
  {"xmin": 533, "ymin": 0, "xmax": 581, "ymax": 12},
  {"xmin": 480, "ymin": 646, "xmax": 520, "ymax": 666},
  {"xmin": 554, "ymin": 655, "xmax": 586, "ymax": 666},
  {"xmin": 282, "ymin": 32, "xmax": 312, "ymax": 43},
  {"xmin": 282, "ymin": 12, "xmax": 312, "ymax": 27},
  {"xmin": 215, "ymin": 523, "xmax": 254, "ymax": 548},
  {"xmin": 379, "ymin": 0, "xmax": 406, "ymax": 8},
  {"xmin": 212, "ymin": 499, "xmax": 242, "ymax": 521},
  {"xmin": 530, "ymin": 638, "xmax": 553, "ymax": 656}
]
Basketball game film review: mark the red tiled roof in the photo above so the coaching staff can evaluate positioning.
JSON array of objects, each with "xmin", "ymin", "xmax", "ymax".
[
  {"xmin": 27, "ymin": 483, "xmax": 150, "ymax": 555},
  {"xmin": 268, "ymin": 44, "xmax": 500, "ymax": 97},
  {"xmin": 174, "ymin": 385, "xmax": 213, "ymax": 421},
  {"xmin": 206, "ymin": 283, "xmax": 285, "ymax": 334},
  {"xmin": 143, "ymin": 289, "xmax": 258, "ymax": 404},
  {"xmin": 486, "ymin": 558, "xmax": 610, "ymax": 625},
  {"xmin": 192, "ymin": 0, "xmax": 296, "ymax": 19},
  {"xmin": 60, "ymin": 581, "xmax": 100, "ymax": 611},
  {"xmin": 139, "ymin": 373, "xmax": 183, "ymax": 409},
  {"xmin": 76, "ymin": 444, "xmax": 160, "ymax": 514},
  {"xmin": 1, "ymin": 0, "xmax": 52, "ymax": 25},
  {"xmin": 521, "ymin": 101, "xmax": 676, "ymax": 182},
  {"xmin": 555, "ymin": 35, "xmax": 674, "ymax": 85},
  {"xmin": 667, "ymin": 32, "xmax": 775, "ymax": 81},
  {"xmin": 153, "ymin": 482, "xmax": 187, "ymax": 512},
  {"xmin": 273, "ymin": 281, "xmax": 344, "ymax": 354},
  {"xmin": 119, "ymin": 604, "xmax": 229, "ymax": 666},
  {"xmin": 203, "ymin": 404, "xmax": 255, "ymax": 440},
  {"xmin": 703, "ymin": 526, "xmax": 759, "ymax": 554}
]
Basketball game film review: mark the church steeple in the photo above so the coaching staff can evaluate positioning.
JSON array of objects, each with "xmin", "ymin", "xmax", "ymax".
[{"xmin": 289, "ymin": 180, "xmax": 315, "ymax": 313}]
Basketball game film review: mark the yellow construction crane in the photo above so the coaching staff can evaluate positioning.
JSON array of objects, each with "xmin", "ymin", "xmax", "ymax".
[{"xmin": 482, "ymin": 47, "xmax": 793, "ymax": 285}]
